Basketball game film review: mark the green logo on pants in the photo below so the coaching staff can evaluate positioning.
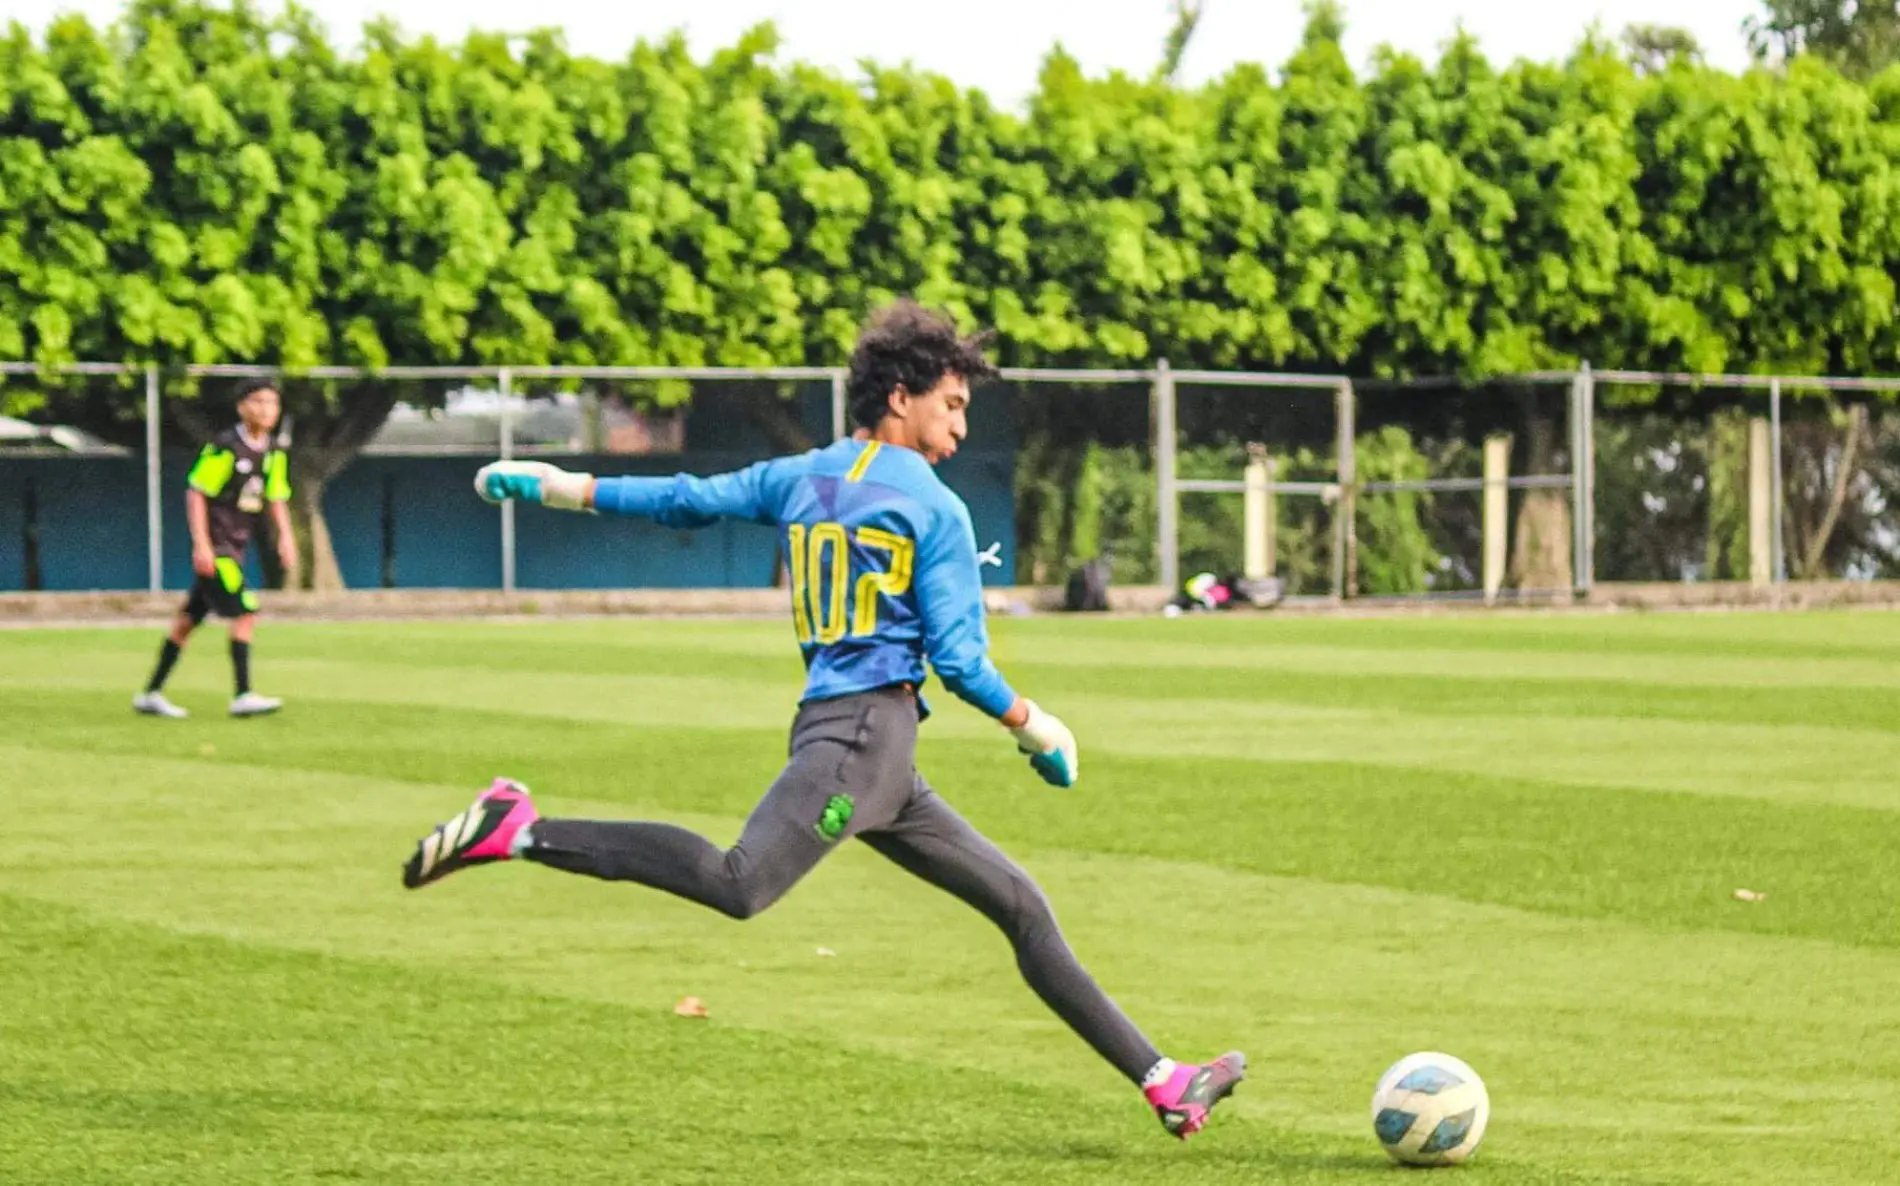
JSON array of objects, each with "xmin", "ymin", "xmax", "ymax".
[{"xmin": 814, "ymin": 794, "xmax": 854, "ymax": 842}]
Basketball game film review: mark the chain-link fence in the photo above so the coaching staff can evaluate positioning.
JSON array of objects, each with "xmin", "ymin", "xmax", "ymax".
[
  {"xmin": 0, "ymin": 365, "xmax": 150, "ymax": 592},
  {"xmin": 1165, "ymin": 369, "xmax": 1349, "ymax": 600},
  {"xmin": 1591, "ymin": 379, "xmax": 1771, "ymax": 584},
  {"xmin": 7, "ymin": 359, "xmax": 1900, "ymax": 598},
  {"xmin": 1590, "ymin": 372, "xmax": 1900, "ymax": 585},
  {"xmin": 1353, "ymin": 375, "xmax": 1581, "ymax": 601},
  {"xmin": 0, "ymin": 363, "xmax": 850, "ymax": 594},
  {"xmin": 996, "ymin": 370, "xmax": 1153, "ymax": 591}
]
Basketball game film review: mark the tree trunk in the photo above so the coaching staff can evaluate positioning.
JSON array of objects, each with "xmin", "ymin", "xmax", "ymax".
[
  {"xmin": 1509, "ymin": 390, "xmax": 1573, "ymax": 591},
  {"xmin": 288, "ymin": 458, "xmax": 345, "ymax": 592},
  {"xmin": 742, "ymin": 382, "xmax": 818, "ymax": 455},
  {"xmin": 1798, "ymin": 403, "xmax": 1866, "ymax": 580},
  {"xmin": 275, "ymin": 383, "xmax": 402, "ymax": 592}
]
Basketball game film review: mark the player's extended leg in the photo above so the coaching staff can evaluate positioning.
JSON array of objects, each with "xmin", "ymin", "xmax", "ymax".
[
  {"xmin": 859, "ymin": 781, "xmax": 1246, "ymax": 1140},
  {"xmin": 227, "ymin": 610, "xmax": 280, "ymax": 716},
  {"xmin": 134, "ymin": 596, "xmax": 207, "ymax": 718},
  {"xmin": 520, "ymin": 772, "xmax": 839, "ymax": 920},
  {"xmin": 224, "ymin": 557, "xmax": 280, "ymax": 717},
  {"xmin": 404, "ymin": 690, "xmax": 917, "ymax": 921}
]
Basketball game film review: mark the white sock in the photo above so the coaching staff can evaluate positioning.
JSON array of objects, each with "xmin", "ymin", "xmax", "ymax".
[
  {"xmin": 1141, "ymin": 1058, "xmax": 1179, "ymax": 1090},
  {"xmin": 509, "ymin": 824, "xmax": 535, "ymax": 857}
]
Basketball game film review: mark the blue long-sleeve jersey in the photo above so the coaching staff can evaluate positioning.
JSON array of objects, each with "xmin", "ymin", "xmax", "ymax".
[{"xmin": 591, "ymin": 438, "xmax": 1019, "ymax": 720}]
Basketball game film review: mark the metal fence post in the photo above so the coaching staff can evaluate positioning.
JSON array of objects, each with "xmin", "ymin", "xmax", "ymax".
[
  {"xmin": 1569, "ymin": 368, "xmax": 1585, "ymax": 597},
  {"xmin": 145, "ymin": 364, "xmax": 162, "ymax": 593},
  {"xmin": 1770, "ymin": 377, "xmax": 1785, "ymax": 582},
  {"xmin": 1568, "ymin": 369, "xmax": 1580, "ymax": 595},
  {"xmin": 1334, "ymin": 379, "xmax": 1356, "ymax": 600},
  {"xmin": 1154, "ymin": 360, "xmax": 1178, "ymax": 595},
  {"xmin": 498, "ymin": 367, "xmax": 515, "ymax": 594},
  {"xmin": 830, "ymin": 368, "xmax": 848, "ymax": 441},
  {"xmin": 1579, "ymin": 362, "xmax": 1596, "ymax": 594}
]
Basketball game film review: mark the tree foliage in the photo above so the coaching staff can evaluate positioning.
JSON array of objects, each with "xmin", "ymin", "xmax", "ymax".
[{"xmin": 9, "ymin": 0, "xmax": 1900, "ymax": 381}]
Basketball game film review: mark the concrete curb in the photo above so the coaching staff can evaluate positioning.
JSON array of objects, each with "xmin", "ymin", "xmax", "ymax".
[
  {"xmin": 4, "ymin": 580, "xmax": 1899, "ymax": 624},
  {"xmin": 0, "ymin": 585, "xmax": 1170, "ymax": 622}
]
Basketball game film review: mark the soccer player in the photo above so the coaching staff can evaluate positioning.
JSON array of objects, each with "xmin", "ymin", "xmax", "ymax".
[
  {"xmin": 400, "ymin": 302, "xmax": 1246, "ymax": 1140},
  {"xmin": 134, "ymin": 379, "xmax": 296, "ymax": 719}
]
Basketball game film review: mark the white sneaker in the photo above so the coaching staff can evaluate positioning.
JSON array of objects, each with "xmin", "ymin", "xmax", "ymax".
[
  {"xmin": 229, "ymin": 692, "xmax": 283, "ymax": 717},
  {"xmin": 133, "ymin": 691, "xmax": 189, "ymax": 719}
]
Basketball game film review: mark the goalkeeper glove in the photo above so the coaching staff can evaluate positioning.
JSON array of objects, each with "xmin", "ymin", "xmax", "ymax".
[
  {"xmin": 473, "ymin": 460, "xmax": 595, "ymax": 512},
  {"xmin": 1010, "ymin": 700, "xmax": 1079, "ymax": 788}
]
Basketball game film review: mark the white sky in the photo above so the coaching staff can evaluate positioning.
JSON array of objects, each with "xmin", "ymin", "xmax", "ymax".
[{"xmin": 10, "ymin": 0, "xmax": 1761, "ymax": 107}]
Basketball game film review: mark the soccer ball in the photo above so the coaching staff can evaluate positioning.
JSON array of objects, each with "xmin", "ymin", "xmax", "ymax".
[{"xmin": 1370, "ymin": 1051, "xmax": 1490, "ymax": 1167}]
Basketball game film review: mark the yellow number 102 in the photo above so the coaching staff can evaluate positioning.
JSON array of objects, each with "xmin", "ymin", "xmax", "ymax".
[{"xmin": 788, "ymin": 522, "xmax": 915, "ymax": 644}]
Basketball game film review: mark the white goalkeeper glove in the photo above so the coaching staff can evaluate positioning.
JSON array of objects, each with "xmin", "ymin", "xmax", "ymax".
[
  {"xmin": 1010, "ymin": 700, "xmax": 1079, "ymax": 788},
  {"xmin": 473, "ymin": 460, "xmax": 595, "ymax": 512}
]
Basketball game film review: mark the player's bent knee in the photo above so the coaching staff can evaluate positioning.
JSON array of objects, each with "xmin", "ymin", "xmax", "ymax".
[
  {"xmin": 725, "ymin": 877, "xmax": 787, "ymax": 921},
  {"xmin": 721, "ymin": 898, "xmax": 761, "ymax": 921},
  {"xmin": 706, "ymin": 864, "xmax": 781, "ymax": 921},
  {"xmin": 718, "ymin": 891, "xmax": 764, "ymax": 921},
  {"xmin": 995, "ymin": 874, "xmax": 1059, "ymax": 946}
]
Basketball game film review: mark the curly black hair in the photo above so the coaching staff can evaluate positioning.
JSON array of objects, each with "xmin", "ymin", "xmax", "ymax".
[{"xmin": 846, "ymin": 300, "xmax": 997, "ymax": 430}]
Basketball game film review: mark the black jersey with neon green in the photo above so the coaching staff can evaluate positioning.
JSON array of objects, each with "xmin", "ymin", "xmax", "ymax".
[{"xmin": 187, "ymin": 427, "xmax": 291, "ymax": 558}]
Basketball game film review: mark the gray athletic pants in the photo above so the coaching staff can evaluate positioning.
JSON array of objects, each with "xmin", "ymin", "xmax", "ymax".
[{"xmin": 526, "ymin": 685, "xmax": 1164, "ymax": 1085}]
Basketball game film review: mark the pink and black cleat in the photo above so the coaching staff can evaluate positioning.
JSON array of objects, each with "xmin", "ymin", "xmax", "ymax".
[
  {"xmin": 1145, "ymin": 1052, "xmax": 1248, "ymax": 1140},
  {"xmin": 402, "ymin": 778, "xmax": 539, "ymax": 890}
]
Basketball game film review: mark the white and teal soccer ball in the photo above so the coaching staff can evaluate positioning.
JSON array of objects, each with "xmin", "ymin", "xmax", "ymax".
[{"xmin": 1370, "ymin": 1051, "xmax": 1490, "ymax": 1167}]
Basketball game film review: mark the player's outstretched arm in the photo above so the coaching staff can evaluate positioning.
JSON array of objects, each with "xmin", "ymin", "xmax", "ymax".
[
  {"xmin": 914, "ymin": 509, "xmax": 1080, "ymax": 788},
  {"xmin": 474, "ymin": 459, "xmax": 784, "ymax": 528}
]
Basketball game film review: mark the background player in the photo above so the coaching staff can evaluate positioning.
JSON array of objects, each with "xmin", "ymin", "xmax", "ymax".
[
  {"xmin": 399, "ymin": 301, "xmax": 1246, "ymax": 1140},
  {"xmin": 134, "ymin": 379, "xmax": 296, "ymax": 719}
]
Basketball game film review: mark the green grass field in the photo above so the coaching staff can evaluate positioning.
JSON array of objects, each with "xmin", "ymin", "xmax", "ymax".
[{"xmin": 4, "ymin": 609, "xmax": 1899, "ymax": 1184}]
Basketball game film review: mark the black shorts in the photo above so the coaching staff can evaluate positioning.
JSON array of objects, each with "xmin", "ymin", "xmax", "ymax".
[{"xmin": 185, "ymin": 556, "xmax": 260, "ymax": 621}]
